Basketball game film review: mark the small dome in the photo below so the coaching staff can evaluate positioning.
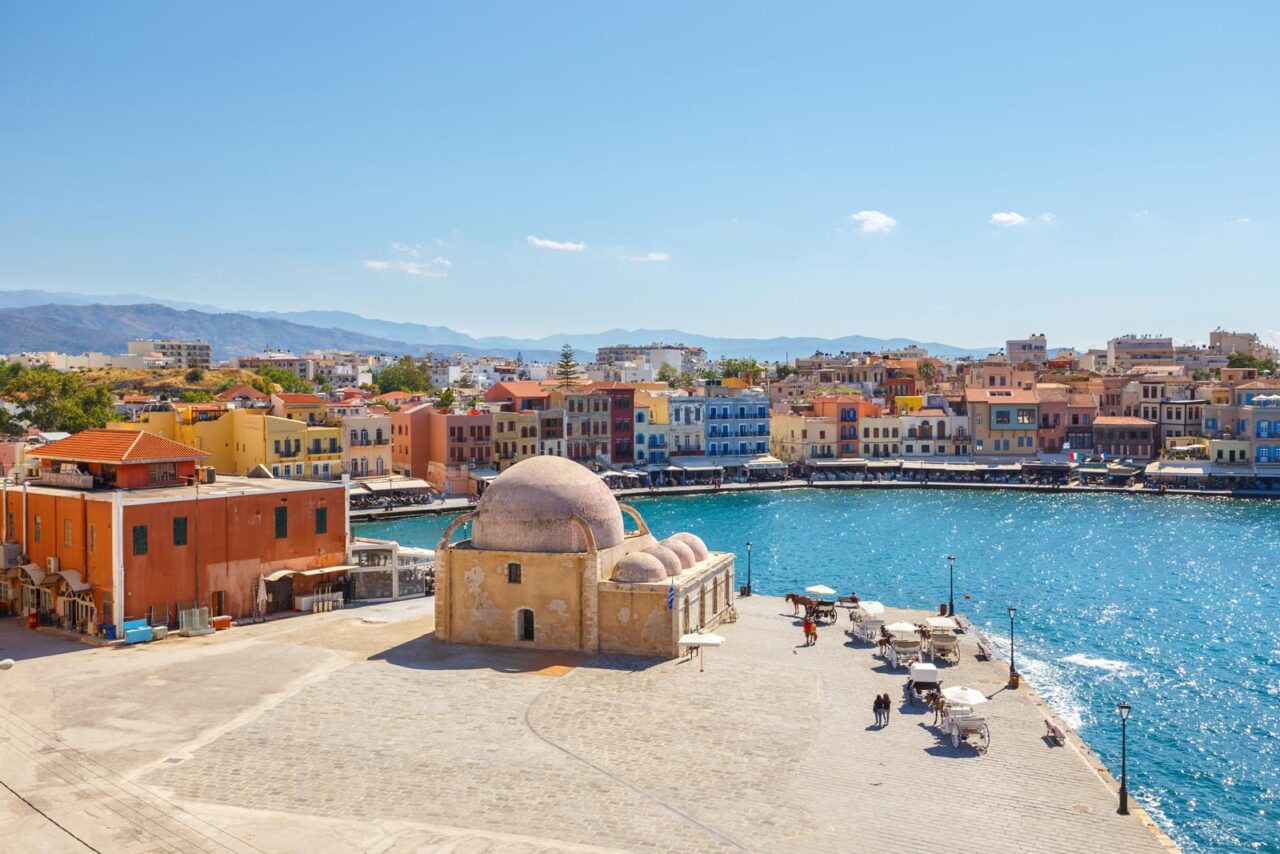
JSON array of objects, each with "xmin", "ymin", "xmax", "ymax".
[
  {"xmin": 471, "ymin": 456, "xmax": 624, "ymax": 553},
  {"xmin": 642, "ymin": 544, "xmax": 682, "ymax": 577},
  {"xmin": 669, "ymin": 532, "xmax": 709, "ymax": 562},
  {"xmin": 612, "ymin": 552, "xmax": 667, "ymax": 583},
  {"xmin": 660, "ymin": 537, "xmax": 696, "ymax": 569}
]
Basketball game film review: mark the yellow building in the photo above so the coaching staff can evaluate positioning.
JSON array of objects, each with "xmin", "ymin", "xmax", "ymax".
[
  {"xmin": 769, "ymin": 413, "xmax": 836, "ymax": 463},
  {"xmin": 435, "ymin": 456, "xmax": 735, "ymax": 656},
  {"xmin": 493, "ymin": 411, "xmax": 540, "ymax": 472},
  {"xmin": 111, "ymin": 405, "xmax": 344, "ymax": 480}
]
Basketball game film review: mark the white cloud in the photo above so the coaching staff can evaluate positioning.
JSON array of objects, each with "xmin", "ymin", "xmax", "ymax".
[
  {"xmin": 1226, "ymin": 217, "xmax": 1251, "ymax": 226},
  {"xmin": 990, "ymin": 211, "xmax": 1027, "ymax": 228},
  {"xmin": 628, "ymin": 251, "xmax": 670, "ymax": 263},
  {"xmin": 849, "ymin": 210, "xmax": 897, "ymax": 233},
  {"xmin": 364, "ymin": 249, "xmax": 450, "ymax": 278},
  {"xmin": 527, "ymin": 234, "xmax": 586, "ymax": 252}
]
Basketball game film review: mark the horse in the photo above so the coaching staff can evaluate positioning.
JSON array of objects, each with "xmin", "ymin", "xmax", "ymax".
[{"xmin": 786, "ymin": 593, "xmax": 813, "ymax": 615}]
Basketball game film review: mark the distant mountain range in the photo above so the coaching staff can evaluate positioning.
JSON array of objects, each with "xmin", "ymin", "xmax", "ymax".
[{"xmin": 0, "ymin": 289, "xmax": 998, "ymax": 362}]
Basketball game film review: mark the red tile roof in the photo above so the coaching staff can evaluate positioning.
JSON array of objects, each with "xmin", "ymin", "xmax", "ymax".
[
  {"xmin": 31, "ymin": 429, "xmax": 209, "ymax": 464},
  {"xmin": 274, "ymin": 393, "xmax": 326, "ymax": 405},
  {"xmin": 486, "ymin": 381, "xmax": 550, "ymax": 398},
  {"xmin": 1093, "ymin": 416, "xmax": 1156, "ymax": 427},
  {"xmin": 216, "ymin": 383, "xmax": 267, "ymax": 401}
]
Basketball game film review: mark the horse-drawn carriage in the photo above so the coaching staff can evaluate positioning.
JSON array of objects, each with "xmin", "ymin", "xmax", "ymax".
[
  {"xmin": 785, "ymin": 593, "xmax": 838, "ymax": 624},
  {"xmin": 907, "ymin": 662, "xmax": 942, "ymax": 705},
  {"xmin": 939, "ymin": 685, "xmax": 991, "ymax": 752}
]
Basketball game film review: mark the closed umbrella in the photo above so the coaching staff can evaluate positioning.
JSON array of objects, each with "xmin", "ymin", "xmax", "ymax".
[
  {"xmin": 942, "ymin": 685, "xmax": 988, "ymax": 707},
  {"xmin": 805, "ymin": 584, "xmax": 836, "ymax": 596},
  {"xmin": 256, "ymin": 575, "xmax": 269, "ymax": 618}
]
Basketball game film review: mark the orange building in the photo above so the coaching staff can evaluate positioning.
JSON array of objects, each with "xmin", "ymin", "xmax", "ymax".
[
  {"xmin": 391, "ymin": 402, "xmax": 433, "ymax": 479},
  {"xmin": 810, "ymin": 395, "xmax": 881, "ymax": 457},
  {"xmin": 2, "ymin": 430, "xmax": 349, "ymax": 637}
]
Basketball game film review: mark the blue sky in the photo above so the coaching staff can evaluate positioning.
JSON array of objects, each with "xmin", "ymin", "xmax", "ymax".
[{"xmin": 2, "ymin": 3, "xmax": 1277, "ymax": 348}]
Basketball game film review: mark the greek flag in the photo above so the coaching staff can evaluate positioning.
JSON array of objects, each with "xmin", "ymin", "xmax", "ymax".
[{"xmin": 667, "ymin": 579, "xmax": 675, "ymax": 611}]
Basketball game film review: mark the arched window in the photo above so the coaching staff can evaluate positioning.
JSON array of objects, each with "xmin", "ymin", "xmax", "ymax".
[{"xmin": 517, "ymin": 608, "xmax": 535, "ymax": 642}]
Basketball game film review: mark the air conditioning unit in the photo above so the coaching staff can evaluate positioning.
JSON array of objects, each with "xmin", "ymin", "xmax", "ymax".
[{"xmin": 46, "ymin": 556, "xmax": 59, "ymax": 574}]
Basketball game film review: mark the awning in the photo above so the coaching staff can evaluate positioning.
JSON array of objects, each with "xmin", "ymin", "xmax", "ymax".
[
  {"xmin": 1022, "ymin": 460, "xmax": 1075, "ymax": 471},
  {"xmin": 807, "ymin": 458, "xmax": 866, "ymax": 468},
  {"xmin": 622, "ymin": 469, "xmax": 649, "ymax": 478},
  {"xmin": 53, "ymin": 569, "xmax": 92, "ymax": 594},
  {"xmin": 673, "ymin": 457, "xmax": 724, "ymax": 472},
  {"xmin": 6, "ymin": 564, "xmax": 46, "ymax": 586},
  {"xmin": 263, "ymin": 569, "xmax": 297, "ymax": 582},
  {"xmin": 599, "ymin": 471, "xmax": 627, "ymax": 480},
  {"xmin": 1145, "ymin": 461, "xmax": 1211, "ymax": 479},
  {"xmin": 469, "ymin": 469, "xmax": 500, "ymax": 483},
  {"xmin": 361, "ymin": 477, "xmax": 433, "ymax": 493},
  {"xmin": 865, "ymin": 460, "xmax": 902, "ymax": 470},
  {"xmin": 295, "ymin": 564, "xmax": 355, "ymax": 577},
  {"xmin": 745, "ymin": 455, "xmax": 786, "ymax": 470}
]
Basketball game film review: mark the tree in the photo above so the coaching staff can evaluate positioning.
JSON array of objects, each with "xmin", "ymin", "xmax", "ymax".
[
  {"xmin": 459, "ymin": 368, "xmax": 477, "ymax": 388},
  {"xmin": 656, "ymin": 363, "xmax": 679, "ymax": 386},
  {"xmin": 774, "ymin": 363, "xmax": 797, "ymax": 381},
  {"xmin": 184, "ymin": 367, "xmax": 205, "ymax": 384},
  {"xmin": 179, "ymin": 391, "xmax": 215, "ymax": 403},
  {"xmin": 696, "ymin": 367, "xmax": 721, "ymax": 381},
  {"xmin": 918, "ymin": 361, "xmax": 937, "ymax": 387},
  {"xmin": 720, "ymin": 358, "xmax": 760, "ymax": 380},
  {"xmin": 5, "ymin": 367, "xmax": 117, "ymax": 432},
  {"xmin": 373, "ymin": 356, "xmax": 432, "ymax": 393},
  {"xmin": 554, "ymin": 344, "xmax": 581, "ymax": 389},
  {"xmin": 253, "ymin": 365, "xmax": 313, "ymax": 394},
  {"xmin": 437, "ymin": 388, "xmax": 457, "ymax": 410},
  {"xmin": 1227, "ymin": 352, "xmax": 1277, "ymax": 373}
]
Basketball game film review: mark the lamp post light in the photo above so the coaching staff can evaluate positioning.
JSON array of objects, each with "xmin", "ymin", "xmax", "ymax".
[
  {"xmin": 745, "ymin": 541, "xmax": 753, "ymax": 596},
  {"xmin": 945, "ymin": 554, "xmax": 955, "ymax": 616},
  {"xmin": 1117, "ymin": 701, "xmax": 1131, "ymax": 815},
  {"xmin": 1007, "ymin": 604, "xmax": 1018, "ymax": 686}
]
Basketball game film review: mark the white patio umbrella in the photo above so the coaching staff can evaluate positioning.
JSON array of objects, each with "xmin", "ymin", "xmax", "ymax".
[
  {"xmin": 678, "ymin": 633, "xmax": 725, "ymax": 673},
  {"xmin": 942, "ymin": 685, "xmax": 989, "ymax": 707},
  {"xmin": 885, "ymin": 621, "xmax": 920, "ymax": 635},
  {"xmin": 927, "ymin": 616, "xmax": 958, "ymax": 631},
  {"xmin": 805, "ymin": 584, "xmax": 837, "ymax": 596},
  {"xmin": 857, "ymin": 600, "xmax": 885, "ymax": 617}
]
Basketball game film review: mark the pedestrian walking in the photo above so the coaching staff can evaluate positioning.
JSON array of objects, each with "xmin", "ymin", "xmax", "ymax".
[
  {"xmin": 880, "ymin": 693, "xmax": 892, "ymax": 725},
  {"xmin": 873, "ymin": 694, "xmax": 884, "ymax": 726},
  {"xmin": 802, "ymin": 616, "xmax": 816, "ymax": 646}
]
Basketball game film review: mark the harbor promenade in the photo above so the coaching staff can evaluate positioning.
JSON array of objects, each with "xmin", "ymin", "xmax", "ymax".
[
  {"xmin": 0, "ymin": 594, "xmax": 1172, "ymax": 853},
  {"xmin": 350, "ymin": 474, "xmax": 1248, "ymax": 522}
]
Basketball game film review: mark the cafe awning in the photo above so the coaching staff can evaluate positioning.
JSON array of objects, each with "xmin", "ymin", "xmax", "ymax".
[
  {"xmin": 807, "ymin": 457, "xmax": 866, "ymax": 468},
  {"xmin": 468, "ymin": 469, "xmax": 500, "ymax": 483},
  {"xmin": 673, "ymin": 457, "xmax": 724, "ymax": 473},
  {"xmin": 295, "ymin": 564, "xmax": 356, "ymax": 577},
  {"xmin": 1145, "ymin": 461, "xmax": 1211, "ymax": 479},
  {"xmin": 745, "ymin": 455, "xmax": 786, "ymax": 470},
  {"xmin": 865, "ymin": 460, "xmax": 902, "ymax": 470},
  {"xmin": 361, "ymin": 477, "xmax": 433, "ymax": 493}
]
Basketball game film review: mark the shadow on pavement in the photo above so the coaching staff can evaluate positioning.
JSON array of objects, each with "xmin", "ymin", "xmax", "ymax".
[{"xmin": 368, "ymin": 631, "xmax": 664, "ymax": 675}]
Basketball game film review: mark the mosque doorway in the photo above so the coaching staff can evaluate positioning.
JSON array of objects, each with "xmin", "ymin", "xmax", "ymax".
[{"xmin": 518, "ymin": 608, "xmax": 535, "ymax": 642}]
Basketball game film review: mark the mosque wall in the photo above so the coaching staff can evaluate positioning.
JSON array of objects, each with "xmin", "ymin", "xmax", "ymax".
[{"xmin": 438, "ymin": 545, "xmax": 593, "ymax": 650}]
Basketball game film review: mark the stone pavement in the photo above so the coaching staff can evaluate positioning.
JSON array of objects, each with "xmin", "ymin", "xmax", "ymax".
[{"xmin": 0, "ymin": 595, "xmax": 1173, "ymax": 853}]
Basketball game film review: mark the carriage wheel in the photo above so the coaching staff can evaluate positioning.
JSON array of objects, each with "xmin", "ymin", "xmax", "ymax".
[
  {"xmin": 979, "ymin": 724, "xmax": 990, "ymax": 753},
  {"xmin": 950, "ymin": 729, "xmax": 960, "ymax": 748}
]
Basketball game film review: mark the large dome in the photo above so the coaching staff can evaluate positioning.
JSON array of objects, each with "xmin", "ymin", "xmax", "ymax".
[{"xmin": 471, "ymin": 456, "xmax": 625, "ymax": 553}]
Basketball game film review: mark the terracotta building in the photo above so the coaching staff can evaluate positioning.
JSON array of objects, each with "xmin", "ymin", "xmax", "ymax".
[{"xmin": 2, "ymin": 430, "xmax": 349, "ymax": 637}]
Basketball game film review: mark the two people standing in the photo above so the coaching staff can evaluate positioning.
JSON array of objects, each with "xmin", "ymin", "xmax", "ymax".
[
  {"xmin": 802, "ymin": 616, "xmax": 817, "ymax": 646},
  {"xmin": 872, "ymin": 693, "xmax": 893, "ymax": 726}
]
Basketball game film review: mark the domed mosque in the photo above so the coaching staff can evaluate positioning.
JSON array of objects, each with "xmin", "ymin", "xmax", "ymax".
[{"xmin": 435, "ymin": 456, "xmax": 736, "ymax": 656}]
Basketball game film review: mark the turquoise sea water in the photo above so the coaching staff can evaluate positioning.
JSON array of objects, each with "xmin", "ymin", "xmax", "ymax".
[{"xmin": 357, "ymin": 489, "xmax": 1280, "ymax": 853}]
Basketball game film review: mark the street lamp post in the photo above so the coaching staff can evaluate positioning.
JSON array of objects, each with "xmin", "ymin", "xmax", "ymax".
[
  {"xmin": 945, "ymin": 554, "xmax": 955, "ymax": 616},
  {"xmin": 745, "ymin": 541, "xmax": 753, "ymax": 596},
  {"xmin": 1117, "ymin": 701, "xmax": 1131, "ymax": 815},
  {"xmin": 1007, "ymin": 604, "xmax": 1018, "ymax": 686}
]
